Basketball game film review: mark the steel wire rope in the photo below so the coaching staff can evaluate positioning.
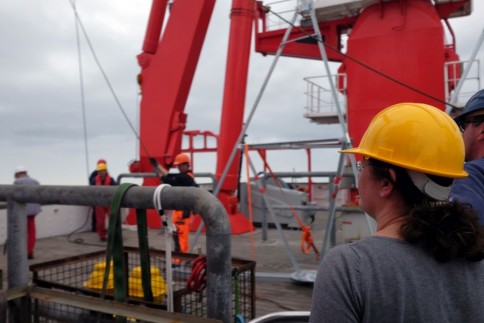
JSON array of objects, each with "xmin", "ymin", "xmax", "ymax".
[
  {"xmin": 65, "ymin": 0, "xmax": 101, "ymax": 247},
  {"xmin": 255, "ymin": 295, "xmax": 297, "ymax": 311},
  {"xmin": 70, "ymin": 0, "xmax": 90, "ymax": 181},
  {"xmin": 67, "ymin": 1, "xmax": 151, "ymax": 247},
  {"xmin": 66, "ymin": 208, "xmax": 107, "ymax": 247},
  {"xmin": 67, "ymin": 0, "xmax": 152, "ymax": 158},
  {"xmin": 267, "ymin": 7, "xmax": 459, "ymax": 110}
]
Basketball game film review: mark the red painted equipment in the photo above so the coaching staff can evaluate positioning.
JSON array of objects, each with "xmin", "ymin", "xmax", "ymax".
[
  {"xmin": 128, "ymin": 0, "xmax": 216, "ymax": 227},
  {"xmin": 213, "ymin": 0, "xmax": 255, "ymax": 233},
  {"xmin": 130, "ymin": 0, "xmax": 471, "ymax": 232},
  {"xmin": 255, "ymin": 0, "xmax": 470, "ymax": 147},
  {"xmin": 189, "ymin": 0, "xmax": 257, "ymax": 234},
  {"xmin": 129, "ymin": 0, "xmax": 254, "ymax": 233}
]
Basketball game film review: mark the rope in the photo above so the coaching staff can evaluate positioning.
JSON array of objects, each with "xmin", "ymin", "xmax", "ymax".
[
  {"xmin": 258, "ymin": 154, "xmax": 320, "ymax": 259},
  {"xmin": 255, "ymin": 295, "xmax": 297, "ymax": 311},
  {"xmin": 301, "ymin": 226, "xmax": 320, "ymax": 260},
  {"xmin": 267, "ymin": 7, "xmax": 459, "ymax": 110},
  {"xmin": 153, "ymin": 184, "xmax": 171, "ymax": 216},
  {"xmin": 67, "ymin": 0, "xmax": 152, "ymax": 158},
  {"xmin": 186, "ymin": 255, "xmax": 207, "ymax": 293},
  {"xmin": 70, "ymin": 0, "xmax": 90, "ymax": 180},
  {"xmin": 66, "ymin": 207, "xmax": 98, "ymax": 246}
]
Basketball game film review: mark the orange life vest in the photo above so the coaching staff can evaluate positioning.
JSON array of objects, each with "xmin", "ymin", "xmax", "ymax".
[{"xmin": 95, "ymin": 174, "xmax": 113, "ymax": 186}]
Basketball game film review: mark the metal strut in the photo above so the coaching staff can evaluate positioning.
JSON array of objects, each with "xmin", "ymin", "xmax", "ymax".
[
  {"xmin": 190, "ymin": 8, "xmax": 300, "ymax": 251},
  {"xmin": 303, "ymin": 1, "xmax": 376, "ymax": 255},
  {"xmin": 190, "ymin": 1, "xmax": 376, "ymax": 258}
]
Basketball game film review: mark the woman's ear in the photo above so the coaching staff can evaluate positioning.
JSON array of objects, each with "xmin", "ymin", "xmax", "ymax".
[{"xmin": 380, "ymin": 168, "xmax": 396, "ymax": 197}]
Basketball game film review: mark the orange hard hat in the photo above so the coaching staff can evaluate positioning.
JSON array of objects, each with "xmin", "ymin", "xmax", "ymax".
[{"xmin": 173, "ymin": 153, "xmax": 190, "ymax": 166}]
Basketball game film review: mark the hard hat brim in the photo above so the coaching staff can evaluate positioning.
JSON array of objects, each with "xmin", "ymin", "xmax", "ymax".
[
  {"xmin": 339, "ymin": 103, "xmax": 468, "ymax": 179},
  {"xmin": 339, "ymin": 147, "xmax": 468, "ymax": 178}
]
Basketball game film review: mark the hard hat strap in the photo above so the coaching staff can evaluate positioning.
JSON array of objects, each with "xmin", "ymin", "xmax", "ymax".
[{"xmin": 407, "ymin": 170, "xmax": 452, "ymax": 201}]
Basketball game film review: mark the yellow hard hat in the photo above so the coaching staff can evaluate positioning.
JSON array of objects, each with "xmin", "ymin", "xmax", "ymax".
[
  {"xmin": 128, "ymin": 266, "xmax": 166, "ymax": 299},
  {"xmin": 83, "ymin": 260, "xmax": 114, "ymax": 290},
  {"xmin": 173, "ymin": 153, "xmax": 190, "ymax": 166},
  {"xmin": 97, "ymin": 163, "xmax": 107, "ymax": 172},
  {"xmin": 340, "ymin": 103, "xmax": 467, "ymax": 178}
]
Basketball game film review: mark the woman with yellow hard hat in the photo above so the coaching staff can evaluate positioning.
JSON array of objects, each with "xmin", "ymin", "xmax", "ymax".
[{"xmin": 309, "ymin": 103, "xmax": 484, "ymax": 323}]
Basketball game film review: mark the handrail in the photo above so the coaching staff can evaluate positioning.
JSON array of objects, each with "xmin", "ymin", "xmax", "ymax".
[
  {"xmin": 0, "ymin": 184, "xmax": 232, "ymax": 323},
  {"xmin": 303, "ymin": 74, "xmax": 347, "ymax": 115},
  {"xmin": 117, "ymin": 172, "xmax": 218, "ymax": 188}
]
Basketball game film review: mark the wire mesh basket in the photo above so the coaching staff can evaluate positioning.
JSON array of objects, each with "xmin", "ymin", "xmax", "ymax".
[{"xmin": 29, "ymin": 247, "xmax": 255, "ymax": 321}]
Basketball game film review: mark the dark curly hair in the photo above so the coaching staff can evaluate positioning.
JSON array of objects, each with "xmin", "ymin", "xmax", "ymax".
[{"xmin": 368, "ymin": 158, "xmax": 484, "ymax": 262}]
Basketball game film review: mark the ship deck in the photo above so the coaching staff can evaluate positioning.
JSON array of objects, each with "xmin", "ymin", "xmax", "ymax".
[{"xmin": 0, "ymin": 212, "xmax": 329, "ymax": 319}]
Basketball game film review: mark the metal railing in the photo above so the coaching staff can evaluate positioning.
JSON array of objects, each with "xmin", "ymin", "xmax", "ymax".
[
  {"xmin": 117, "ymin": 172, "xmax": 218, "ymax": 189},
  {"xmin": 444, "ymin": 59, "xmax": 481, "ymax": 107},
  {"xmin": 304, "ymin": 74, "xmax": 347, "ymax": 115},
  {"xmin": 0, "ymin": 184, "xmax": 232, "ymax": 323},
  {"xmin": 262, "ymin": 0, "xmax": 299, "ymax": 31}
]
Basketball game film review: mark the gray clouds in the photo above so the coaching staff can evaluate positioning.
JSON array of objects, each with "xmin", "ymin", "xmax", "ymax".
[{"xmin": 0, "ymin": 0, "xmax": 482, "ymax": 185}]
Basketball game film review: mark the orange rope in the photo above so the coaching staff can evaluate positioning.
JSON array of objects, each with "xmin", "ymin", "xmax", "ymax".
[
  {"xmin": 244, "ymin": 144, "xmax": 256, "ymax": 261},
  {"xmin": 301, "ymin": 226, "xmax": 320, "ymax": 260},
  {"xmin": 258, "ymin": 155, "xmax": 320, "ymax": 259}
]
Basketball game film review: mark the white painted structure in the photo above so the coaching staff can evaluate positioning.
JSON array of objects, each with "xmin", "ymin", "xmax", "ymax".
[{"xmin": 0, "ymin": 205, "xmax": 91, "ymax": 244}]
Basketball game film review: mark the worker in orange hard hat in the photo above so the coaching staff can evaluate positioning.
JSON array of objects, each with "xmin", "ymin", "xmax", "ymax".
[
  {"xmin": 93, "ymin": 162, "xmax": 117, "ymax": 241},
  {"xmin": 153, "ymin": 153, "xmax": 198, "ymax": 255}
]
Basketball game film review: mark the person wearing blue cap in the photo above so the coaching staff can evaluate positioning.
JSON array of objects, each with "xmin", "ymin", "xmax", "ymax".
[{"xmin": 450, "ymin": 89, "xmax": 484, "ymax": 226}]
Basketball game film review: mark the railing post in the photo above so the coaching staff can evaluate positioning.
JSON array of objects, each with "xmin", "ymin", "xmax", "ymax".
[{"xmin": 7, "ymin": 199, "xmax": 29, "ymax": 322}]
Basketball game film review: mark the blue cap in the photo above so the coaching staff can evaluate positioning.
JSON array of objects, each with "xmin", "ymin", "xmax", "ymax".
[{"xmin": 454, "ymin": 89, "xmax": 484, "ymax": 123}]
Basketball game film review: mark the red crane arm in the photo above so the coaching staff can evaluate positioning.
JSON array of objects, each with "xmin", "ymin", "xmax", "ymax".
[{"xmin": 137, "ymin": 0, "xmax": 216, "ymax": 171}]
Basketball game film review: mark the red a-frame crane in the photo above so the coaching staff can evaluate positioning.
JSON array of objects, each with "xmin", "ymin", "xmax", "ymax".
[{"xmin": 129, "ymin": 0, "xmax": 255, "ymax": 233}]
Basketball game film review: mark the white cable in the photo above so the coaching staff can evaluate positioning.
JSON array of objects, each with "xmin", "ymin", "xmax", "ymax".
[
  {"xmin": 153, "ymin": 184, "xmax": 171, "ymax": 214},
  {"xmin": 152, "ymin": 184, "xmax": 175, "ymax": 313}
]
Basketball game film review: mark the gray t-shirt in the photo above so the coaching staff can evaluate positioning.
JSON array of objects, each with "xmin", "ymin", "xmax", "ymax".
[{"xmin": 310, "ymin": 236, "xmax": 484, "ymax": 323}]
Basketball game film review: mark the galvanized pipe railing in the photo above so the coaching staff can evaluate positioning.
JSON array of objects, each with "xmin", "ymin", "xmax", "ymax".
[
  {"xmin": 117, "ymin": 172, "xmax": 219, "ymax": 187},
  {"xmin": 0, "ymin": 185, "xmax": 232, "ymax": 323}
]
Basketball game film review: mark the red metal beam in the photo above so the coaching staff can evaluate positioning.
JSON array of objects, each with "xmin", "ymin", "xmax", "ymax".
[
  {"xmin": 253, "ymin": 1, "xmax": 355, "ymax": 61},
  {"xmin": 137, "ymin": 0, "xmax": 216, "ymax": 172},
  {"xmin": 130, "ymin": 0, "xmax": 215, "ymax": 228}
]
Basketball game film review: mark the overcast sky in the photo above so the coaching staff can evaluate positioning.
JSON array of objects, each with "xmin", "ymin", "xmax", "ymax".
[{"xmin": 0, "ymin": 0, "xmax": 483, "ymax": 186}]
